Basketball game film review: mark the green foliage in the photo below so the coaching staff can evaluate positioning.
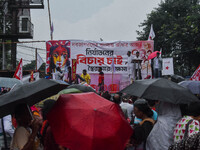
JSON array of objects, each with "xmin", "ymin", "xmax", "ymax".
[
  {"xmin": 137, "ymin": 0, "xmax": 200, "ymax": 76},
  {"xmin": 23, "ymin": 60, "xmax": 45, "ymax": 72}
]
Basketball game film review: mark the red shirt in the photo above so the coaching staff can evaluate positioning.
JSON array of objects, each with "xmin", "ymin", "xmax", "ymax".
[{"xmin": 98, "ymin": 71, "xmax": 104, "ymax": 84}]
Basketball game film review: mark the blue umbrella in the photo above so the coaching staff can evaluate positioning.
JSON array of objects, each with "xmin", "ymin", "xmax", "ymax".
[{"xmin": 179, "ymin": 81, "xmax": 200, "ymax": 95}]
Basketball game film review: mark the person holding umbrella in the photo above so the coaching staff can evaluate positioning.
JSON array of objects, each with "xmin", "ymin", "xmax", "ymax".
[
  {"xmin": 10, "ymin": 104, "xmax": 42, "ymax": 150},
  {"xmin": 152, "ymin": 52, "xmax": 162, "ymax": 78}
]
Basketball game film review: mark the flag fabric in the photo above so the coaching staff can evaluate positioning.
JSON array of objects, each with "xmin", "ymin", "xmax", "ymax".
[
  {"xmin": 148, "ymin": 24, "xmax": 155, "ymax": 40},
  {"xmin": 111, "ymin": 56, "xmax": 115, "ymax": 72},
  {"xmin": 14, "ymin": 58, "xmax": 23, "ymax": 80},
  {"xmin": 190, "ymin": 65, "xmax": 200, "ymax": 81},
  {"xmin": 30, "ymin": 70, "xmax": 34, "ymax": 82},
  {"xmin": 162, "ymin": 58, "xmax": 174, "ymax": 75},
  {"xmin": 37, "ymin": 52, "xmax": 45, "ymax": 70}
]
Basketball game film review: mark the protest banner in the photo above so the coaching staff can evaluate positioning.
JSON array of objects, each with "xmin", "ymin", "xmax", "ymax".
[{"xmin": 46, "ymin": 40, "xmax": 154, "ymax": 91}]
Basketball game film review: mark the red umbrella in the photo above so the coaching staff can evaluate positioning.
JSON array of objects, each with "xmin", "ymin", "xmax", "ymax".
[
  {"xmin": 147, "ymin": 51, "xmax": 161, "ymax": 60},
  {"xmin": 47, "ymin": 92, "xmax": 133, "ymax": 150}
]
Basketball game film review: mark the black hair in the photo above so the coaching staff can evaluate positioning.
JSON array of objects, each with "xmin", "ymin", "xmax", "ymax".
[
  {"xmin": 187, "ymin": 102, "xmax": 200, "ymax": 117},
  {"xmin": 83, "ymin": 69, "xmax": 87, "ymax": 72},
  {"xmin": 102, "ymin": 91, "xmax": 111, "ymax": 101},
  {"xmin": 14, "ymin": 103, "xmax": 29, "ymax": 120},
  {"xmin": 42, "ymin": 99, "xmax": 56, "ymax": 120},
  {"xmin": 134, "ymin": 99, "xmax": 153, "ymax": 118},
  {"xmin": 146, "ymin": 99, "xmax": 156, "ymax": 107},
  {"xmin": 136, "ymin": 51, "xmax": 139, "ymax": 54},
  {"xmin": 113, "ymin": 94, "xmax": 121, "ymax": 104},
  {"xmin": 99, "ymin": 67, "xmax": 102, "ymax": 71}
]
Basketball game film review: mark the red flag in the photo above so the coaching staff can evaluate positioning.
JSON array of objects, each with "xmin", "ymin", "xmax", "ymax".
[
  {"xmin": 190, "ymin": 65, "xmax": 200, "ymax": 81},
  {"xmin": 14, "ymin": 58, "xmax": 23, "ymax": 80},
  {"xmin": 30, "ymin": 70, "xmax": 34, "ymax": 82}
]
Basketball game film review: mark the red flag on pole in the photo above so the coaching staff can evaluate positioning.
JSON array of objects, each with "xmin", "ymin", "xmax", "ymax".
[
  {"xmin": 14, "ymin": 58, "xmax": 23, "ymax": 80},
  {"xmin": 30, "ymin": 70, "xmax": 34, "ymax": 82},
  {"xmin": 190, "ymin": 65, "xmax": 200, "ymax": 81}
]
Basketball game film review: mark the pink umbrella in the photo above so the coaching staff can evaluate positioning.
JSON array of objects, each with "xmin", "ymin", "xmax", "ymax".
[{"xmin": 147, "ymin": 51, "xmax": 161, "ymax": 60}]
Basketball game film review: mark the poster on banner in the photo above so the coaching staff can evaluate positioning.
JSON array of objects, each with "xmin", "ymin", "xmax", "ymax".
[
  {"xmin": 190, "ymin": 65, "xmax": 200, "ymax": 81},
  {"xmin": 46, "ymin": 40, "xmax": 154, "ymax": 90},
  {"xmin": 162, "ymin": 58, "xmax": 174, "ymax": 75},
  {"xmin": 72, "ymin": 59, "xmax": 77, "ymax": 81},
  {"xmin": 46, "ymin": 40, "xmax": 71, "ymax": 73}
]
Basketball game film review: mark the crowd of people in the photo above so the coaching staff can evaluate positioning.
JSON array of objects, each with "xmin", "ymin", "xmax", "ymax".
[
  {"xmin": 0, "ymin": 89, "xmax": 198, "ymax": 150},
  {"xmin": 1, "ymin": 64, "xmax": 200, "ymax": 150}
]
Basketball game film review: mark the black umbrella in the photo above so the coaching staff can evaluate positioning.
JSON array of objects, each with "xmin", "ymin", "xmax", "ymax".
[
  {"xmin": 120, "ymin": 78, "xmax": 199, "ymax": 104},
  {"xmin": 171, "ymin": 74, "xmax": 185, "ymax": 83},
  {"xmin": 67, "ymin": 84, "xmax": 96, "ymax": 93},
  {"xmin": 0, "ymin": 78, "xmax": 69, "ymax": 118}
]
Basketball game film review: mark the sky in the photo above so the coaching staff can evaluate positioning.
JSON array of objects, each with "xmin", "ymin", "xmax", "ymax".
[{"xmin": 17, "ymin": 0, "xmax": 161, "ymax": 64}]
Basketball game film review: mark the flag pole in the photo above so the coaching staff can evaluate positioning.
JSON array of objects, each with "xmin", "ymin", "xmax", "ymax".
[
  {"xmin": 112, "ymin": 70, "xmax": 114, "ymax": 93},
  {"xmin": 47, "ymin": 0, "xmax": 53, "ymax": 40},
  {"xmin": 147, "ymin": 60, "xmax": 149, "ymax": 75},
  {"xmin": 35, "ymin": 48, "xmax": 37, "ymax": 71}
]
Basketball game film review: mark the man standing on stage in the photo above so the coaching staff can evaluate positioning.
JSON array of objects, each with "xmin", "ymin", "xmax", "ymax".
[
  {"xmin": 125, "ymin": 51, "xmax": 133, "ymax": 83},
  {"xmin": 133, "ymin": 51, "xmax": 142, "ymax": 80},
  {"xmin": 98, "ymin": 67, "xmax": 104, "ymax": 94},
  {"xmin": 153, "ymin": 52, "xmax": 162, "ymax": 78}
]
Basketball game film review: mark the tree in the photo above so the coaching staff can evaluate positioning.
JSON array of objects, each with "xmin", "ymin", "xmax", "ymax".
[
  {"xmin": 137, "ymin": 0, "xmax": 200, "ymax": 76},
  {"xmin": 23, "ymin": 60, "xmax": 45, "ymax": 72}
]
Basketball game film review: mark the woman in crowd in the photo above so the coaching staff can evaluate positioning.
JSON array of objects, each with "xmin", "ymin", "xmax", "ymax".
[
  {"xmin": 130, "ymin": 99, "xmax": 155, "ymax": 150},
  {"xmin": 173, "ymin": 102, "xmax": 200, "ymax": 143},
  {"xmin": 10, "ymin": 104, "xmax": 42, "ymax": 150}
]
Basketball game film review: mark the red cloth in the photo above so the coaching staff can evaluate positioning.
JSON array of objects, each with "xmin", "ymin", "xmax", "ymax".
[
  {"xmin": 98, "ymin": 71, "xmax": 104, "ymax": 84},
  {"xmin": 47, "ymin": 92, "xmax": 133, "ymax": 150}
]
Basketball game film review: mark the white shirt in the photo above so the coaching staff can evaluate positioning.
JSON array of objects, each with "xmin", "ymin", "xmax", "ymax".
[
  {"xmin": 127, "ymin": 56, "xmax": 133, "ymax": 67},
  {"xmin": 0, "ymin": 115, "xmax": 14, "ymax": 137},
  {"xmin": 133, "ymin": 56, "xmax": 142, "ymax": 69},
  {"xmin": 155, "ymin": 57, "xmax": 159, "ymax": 69},
  {"xmin": 54, "ymin": 72, "xmax": 63, "ymax": 80},
  {"xmin": 120, "ymin": 102, "xmax": 133, "ymax": 120}
]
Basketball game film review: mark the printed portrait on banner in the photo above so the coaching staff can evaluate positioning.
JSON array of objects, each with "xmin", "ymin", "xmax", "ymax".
[{"xmin": 46, "ymin": 41, "xmax": 71, "ymax": 73}]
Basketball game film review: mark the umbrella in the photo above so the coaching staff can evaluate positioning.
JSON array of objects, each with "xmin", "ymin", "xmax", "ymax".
[
  {"xmin": 120, "ymin": 78, "xmax": 199, "ymax": 104},
  {"xmin": 67, "ymin": 84, "xmax": 96, "ymax": 93},
  {"xmin": 58, "ymin": 88, "xmax": 82, "ymax": 95},
  {"xmin": 171, "ymin": 74, "xmax": 185, "ymax": 83},
  {"xmin": 50, "ymin": 79, "xmax": 70, "ymax": 85},
  {"xmin": 179, "ymin": 81, "xmax": 200, "ymax": 95},
  {"xmin": 47, "ymin": 92, "xmax": 133, "ymax": 150},
  {"xmin": 147, "ymin": 51, "xmax": 161, "ymax": 60},
  {"xmin": 0, "ymin": 77, "xmax": 23, "ymax": 88},
  {"xmin": 36, "ymin": 88, "xmax": 80, "ymax": 108},
  {"xmin": 0, "ymin": 78, "xmax": 68, "ymax": 118}
]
